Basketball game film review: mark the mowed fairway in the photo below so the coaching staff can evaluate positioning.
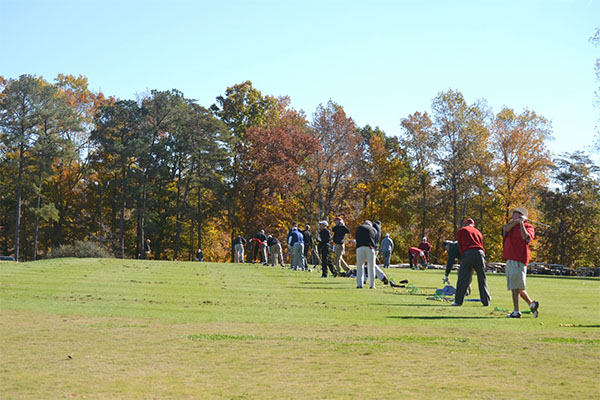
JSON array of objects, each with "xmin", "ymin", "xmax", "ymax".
[{"xmin": 1, "ymin": 258, "xmax": 599, "ymax": 399}]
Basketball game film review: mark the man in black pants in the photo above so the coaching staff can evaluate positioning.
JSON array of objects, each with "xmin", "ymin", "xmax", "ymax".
[
  {"xmin": 317, "ymin": 221, "xmax": 337, "ymax": 277},
  {"xmin": 452, "ymin": 219, "xmax": 491, "ymax": 307},
  {"xmin": 302, "ymin": 224, "xmax": 314, "ymax": 270}
]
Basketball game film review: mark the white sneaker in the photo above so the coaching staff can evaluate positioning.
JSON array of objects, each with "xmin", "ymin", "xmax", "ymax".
[{"xmin": 506, "ymin": 311, "xmax": 522, "ymax": 318}]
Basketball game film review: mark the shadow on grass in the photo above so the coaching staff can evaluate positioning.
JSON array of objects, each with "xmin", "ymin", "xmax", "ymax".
[
  {"xmin": 560, "ymin": 325, "xmax": 600, "ymax": 328},
  {"xmin": 300, "ymin": 281, "xmax": 346, "ymax": 285},
  {"xmin": 372, "ymin": 303, "xmax": 445, "ymax": 307},
  {"xmin": 388, "ymin": 315, "xmax": 498, "ymax": 320},
  {"xmin": 286, "ymin": 286, "xmax": 347, "ymax": 290}
]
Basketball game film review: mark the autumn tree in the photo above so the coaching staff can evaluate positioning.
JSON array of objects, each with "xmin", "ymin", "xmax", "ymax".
[
  {"xmin": 490, "ymin": 107, "xmax": 553, "ymax": 221},
  {"xmin": 400, "ymin": 111, "xmax": 439, "ymax": 239},
  {"xmin": 303, "ymin": 100, "xmax": 362, "ymax": 222},
  {"xmin": 431, "ymin": 90, "xmax": 491, "ymax": 236},
  {"xmin": 239, "ymin": 105, "xmax": 318, "ymax": 236},
  {"xmin": 171, "ymin": 101, "xmax": 229, "ymax": 260},
  {"xmin": 536, "ymin": 153, "xmax": 600, "ymax": 268},
  {"xmin": 30, "ymin": 82, "xmax": 79, "ymax": 259},
  {"xmin": 90, "ymin": 100, "xmax": 147, "ymax": 258},
  {"xmin": 0, "ymin": 75, "xmax": 48, "ymax": 260},
  {"xmin": 210, "ymin": 81, "xmax": 280, "ymax": 257}
]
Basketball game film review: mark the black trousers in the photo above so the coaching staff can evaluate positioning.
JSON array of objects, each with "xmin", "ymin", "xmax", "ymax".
[
  {"xmin": 319, "ymin": 246, "xmax": 336, "ymax": 276},
  {"xmin": 455, "ymin": 249, "xmax": 491, "ymax": 306}
]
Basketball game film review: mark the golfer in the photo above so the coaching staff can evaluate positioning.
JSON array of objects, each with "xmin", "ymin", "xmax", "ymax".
[
  {"xmin": 452, "ymin": 218, "xmax": 491, "ymax": 307},
  {"xmin": 355, "ymin": 220, "xmax": 377, "ymax": 289},
  {"xmin": 502, "ymin": 207, "xmax": 540, "ymax": 318}
]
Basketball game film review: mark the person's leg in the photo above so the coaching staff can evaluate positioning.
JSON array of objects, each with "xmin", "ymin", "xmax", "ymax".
[
  {"xmin": 519, "ymin": 289, "xmax": 533, "ymax": 305},
  {"xmin": 367, "ymin": 248, "xmax": 376, "ymax": 288},
  {"xmin": 455, "ymin": 252, "xmax": 474, "ymax": 305},
  {"xmin": 298, "ymin": 243, "xmax": 304, "ymax": 270},
  {"xmin": 262, "ymin": 244, "xmax": 268, "ymax": 264},
  {"xmin": 408, "ymin": 252, "xmax": 414, "ymax": 269},
  {"xmin": 289, "ymin": 246, "xmax": 295, "ymax": 269},
  {"xmin": 339, "ymin": 244, "xmax": 349, "ymax": 272},
  {"xmin": 356, "ymin": 247, "xmax": 366, "ymax": 287},
  {"xmin": 278, "ymin": 244, "xmax": 284, "ymax": 266},
  {"xmin": 512, "ymin": 289, "xmax": 520, "ymax": 311},
  {"xmin": 303, "ymin": 248, "xmax": 309, "ymax": 269},
  {"xmin": 374, "ymin": 264, "xmax": 387, "ymax": 281},
  {"xmin": 320, "ymin": 247, "xmax": 328, "ymax": 276},
  {"xmin": 241, "ymin": 246, "xmax": 245, "ymax": 263},
  {"xmin": 473, "ymin": 250, "xmax": 491, "ymax": 306},
  {"xmin": 333, "ymin": 245, "xmax": 342, "ymax": 273},
  {"xmin": 383, "ymin": 251, "xmax": 391, "ymax": 268},
  {"xmin": 292, "ymin": 243, "xmax": 300, "ymax": 270}
]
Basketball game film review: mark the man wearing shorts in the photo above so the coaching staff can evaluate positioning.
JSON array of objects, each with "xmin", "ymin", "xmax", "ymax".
[{"xmin": 502, "ymin": 207, "xmax": 540, "ymax": 318}]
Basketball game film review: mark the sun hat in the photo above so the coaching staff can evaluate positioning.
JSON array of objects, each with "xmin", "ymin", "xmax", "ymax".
[{"xmin": 512, "ymin": 207, "xmax": 528, "ymax": 217}]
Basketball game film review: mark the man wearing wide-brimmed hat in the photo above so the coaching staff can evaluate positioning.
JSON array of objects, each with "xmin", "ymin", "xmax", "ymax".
[{"xmin": 502, "ymin": 207, "xmax": 540, "ymax": 318}]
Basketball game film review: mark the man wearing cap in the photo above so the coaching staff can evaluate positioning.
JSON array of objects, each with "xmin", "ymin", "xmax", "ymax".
[
  {"xmin": 287, "ymin": 223, "xmax": 305, "ymax": 270},
  {"xmin": 317, "ymin": 220, "xmax": 337, "ymax": 277},
  {"xmin": 355, "ymin": 220, "xmax": 378, "ymax": 289},
  {"xmin": 332, "ymin": 217, "xmax": 351, "ymax": 274},
  {"xmin": 381, "ymin": 233, "xmax": 394, "ymax": 268},
  {"xmin": 452, "ymin": 218, "xmax": 491, "ymax": 307},
  {"xmin": 301, "ymin": 224, "xmax": 314, "ymax": 270},
  {"xmin": 502, "ymin": 207, "xmax": 540, "ymax": 318},
  {"xmin": 418, "ymin": 236, "xmax": 431, "ymax": 265}
]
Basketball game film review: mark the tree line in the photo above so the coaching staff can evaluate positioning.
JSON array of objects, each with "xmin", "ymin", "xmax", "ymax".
[{"xmin": 1, "ymin": 74, "xmax": 599, "ymax": 268}]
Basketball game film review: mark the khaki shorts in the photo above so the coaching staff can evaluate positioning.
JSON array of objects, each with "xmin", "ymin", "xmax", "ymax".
[{"xmin": 506, "ymin": 259, "xmax": 527, "ymax": 290}]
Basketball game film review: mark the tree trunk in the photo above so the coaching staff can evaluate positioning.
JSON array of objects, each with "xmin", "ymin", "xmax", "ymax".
[
  {"xmin": 14, "ymin": 142, "xmax": 25, "ymax": 261},
  {"xmin": 119, "ymin": 165, "xmax": 126, "ymax": 259},
  {"xmin": 174, "ymin": 171, "xmax": 190, "ymax": 261},
  {"xmin": 33, "ymin": 172, "xmax": 42, "ymax": 261},
  {"xmin": 452, "ymin": 172, "xmax": 458, "ymax": 237}
]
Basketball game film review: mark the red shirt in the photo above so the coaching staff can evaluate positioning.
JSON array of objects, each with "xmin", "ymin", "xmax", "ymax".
[
  {"xmin": 408, "ymin": 247, "xmax": 427, "ymax": 263},
  {"xmin": 456, "ymin": 225, "xmax": 485, "ymax": 255},
  {"xmin": 502, "ymin": 222, "xmax": 535, "ymax": 265},
  {"xmin": 418, "ymin": 242, "xmax": 431, "ymax": 252}
]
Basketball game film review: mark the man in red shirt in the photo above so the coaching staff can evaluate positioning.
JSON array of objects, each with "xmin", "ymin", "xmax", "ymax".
[
  {"xmin": 408, "ymin": 247, "xmax": 427, "ymax": 269},
  {"xmin": 452, "ymin": 218, "xmax": 491, "ymax": 307},
  {"xmin": 502, "ymin": 207, "xmax": 539, "ymax": 318},
  {"xmin": 417, "ymin": 237, "xmax": 431, "ymax": 264}
]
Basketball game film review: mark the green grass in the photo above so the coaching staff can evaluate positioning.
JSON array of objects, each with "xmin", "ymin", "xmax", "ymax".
[{"xmin": 1, "ymin": 258, "xmax": 599, "ymax": 399}]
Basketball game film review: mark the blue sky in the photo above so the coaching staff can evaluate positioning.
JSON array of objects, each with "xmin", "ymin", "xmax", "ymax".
[{"xmin": 2, "ymin": 0, "xmax": 599, "ymax": 159}]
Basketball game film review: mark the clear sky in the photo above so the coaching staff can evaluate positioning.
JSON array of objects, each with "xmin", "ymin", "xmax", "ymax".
[{"xmin": 2, "ymin": 0, "xmax": 599, "ymax": 159}]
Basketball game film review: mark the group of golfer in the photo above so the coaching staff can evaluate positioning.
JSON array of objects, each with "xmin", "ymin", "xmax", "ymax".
[{"xmin": 234, "ymin": 206, "xmax": 540, "ymax": 319}]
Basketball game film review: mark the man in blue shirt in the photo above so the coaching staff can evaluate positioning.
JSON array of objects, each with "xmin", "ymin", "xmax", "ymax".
[{"xmin": 287, "ymin": 224, "xmax": 305, "ymax": 271}]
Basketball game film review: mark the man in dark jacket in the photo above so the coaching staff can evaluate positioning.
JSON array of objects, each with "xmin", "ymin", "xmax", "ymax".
[
  {"xmin": 301, "ymin": 224, "xmax": 314, "ymax": 270},
  {"xmin": 267, "ymin": 235, "xmax": 284, "ymax": 267},
  {"xmin": 332, "ymin": 217, "xmax": 351, "ymax": 274},
  {"xmin": 355, "ymin": 220, "xmax": 377, "ymax": 289},
  {"xmin": 233, "ymin": 235, "xmax": 247, "ymax": 263},
  {"xmin": 317, "ymin": 221, "xmax": 337, "ymax": 277},
  {"xmin": 252, "ymin": 230, "xmax": 268, "ymax": 264},
  {"xmin": 443, "ymin": 240, "xmax": 459, "ymax": 284}
]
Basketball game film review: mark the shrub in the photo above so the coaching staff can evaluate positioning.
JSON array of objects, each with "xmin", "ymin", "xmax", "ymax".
[{"xmin": 51, "ymin": 240, "xmax": 113, "ymax": 259}]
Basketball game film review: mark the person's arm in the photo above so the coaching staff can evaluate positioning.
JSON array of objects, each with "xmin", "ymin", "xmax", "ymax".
[
  {"xmin": 519, "ymin": 220, "xmax": 531, "ymax": 243},
  {"xmin": 502, "ymin": 220, "xmax": 519, "ymax": 235}
]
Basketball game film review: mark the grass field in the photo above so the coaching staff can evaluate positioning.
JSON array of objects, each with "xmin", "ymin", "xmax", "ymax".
[{"xmin": 1, "ymin": 258, "xmax": 599, "ymax": 399}]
